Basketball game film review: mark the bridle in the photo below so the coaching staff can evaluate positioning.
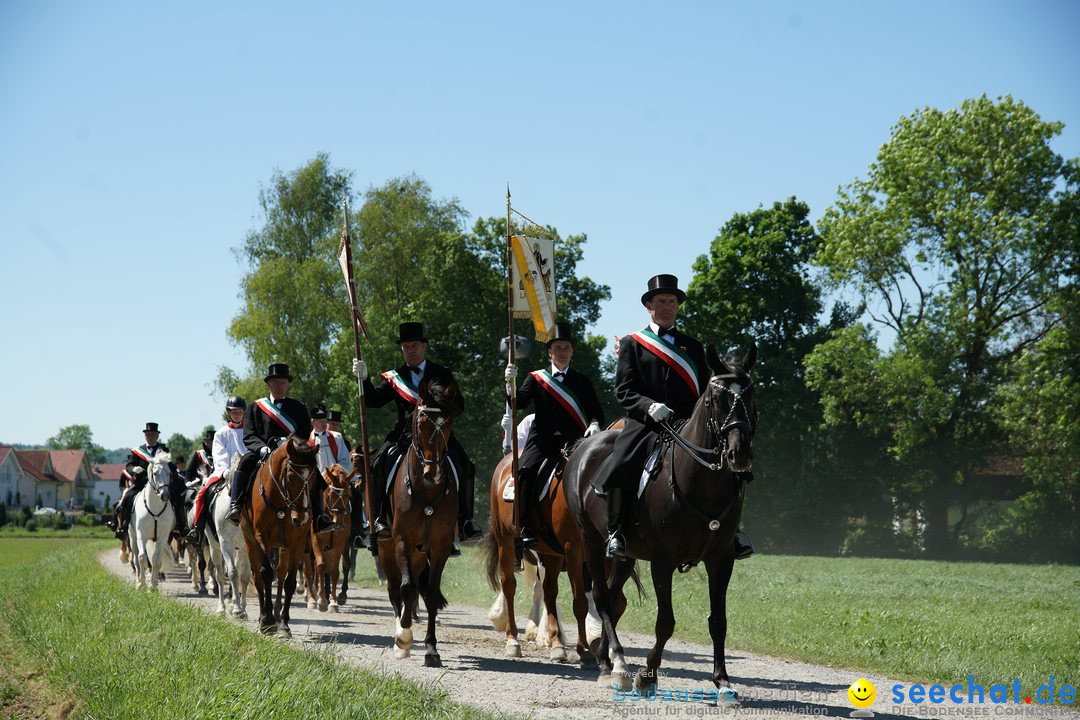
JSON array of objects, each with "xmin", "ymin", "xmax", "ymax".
[
  {"xmin": 660, "ymin": 373, "xmax": 755, "ymax": 472},
  {"xmin": 261, "ymin": 443, "xmax": 317, "ymax": 517},
  {"xmin": 411, "ymin": 404, "xmax": 450, "ymax": 483}
]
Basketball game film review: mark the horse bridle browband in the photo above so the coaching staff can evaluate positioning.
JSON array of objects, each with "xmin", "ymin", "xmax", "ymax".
[
  {"xmin": 660, "ymin": 373, "xmax": 755, "ymax": 472},
  {"xmin": 411, "ymin": 404, "xmax": 450, "ymax": 474},
  {"xmin": 263, "ymin": 449, "xmax": 316, "ymax": 516}
]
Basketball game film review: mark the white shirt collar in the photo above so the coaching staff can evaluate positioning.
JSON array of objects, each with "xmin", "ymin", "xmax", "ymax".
[
  {"xmin": 410, "ymin": 360, "xmax": 427, "ymax": 377},
  {"xmin": 649, "ymin": 322, "xmax": 675, "ymax": 339},
  {"xmin": 550, "ymin": 364, "xmax": 569, "ymax": 376}
]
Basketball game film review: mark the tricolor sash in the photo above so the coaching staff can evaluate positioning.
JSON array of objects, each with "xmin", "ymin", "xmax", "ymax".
[
  {"xmin": 130, "ymin": 446, "xmax": 153, "ymax": 463},
  {"xmin": 196, "ymin": 449, "xmax": 209, "ymax": 466},
  {"xmin": 254, "ymin": 398, "xmax": 297, "ymax": 434},
  {"xmin": 382, "ymin": 370, "xmax": 420, "ymax": 405},
  {"xmin": 532, "ymin": 369, "xmax": 588, "ymax": 432},
  {"xmin": 310, "ymin": 430, "xmax": 339, "ymax": 459},
  {"xmin": 629, "ymin": 331, "xmax": 701, "ymax": 397}
]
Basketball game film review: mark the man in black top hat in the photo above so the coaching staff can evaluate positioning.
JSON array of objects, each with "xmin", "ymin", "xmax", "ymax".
[
  {"xmin": 109, "ymin": 422, "xmax": 187, "ymax": 538},
  {"xmin": 505, "ymin": 321, "xmax": 605, "ymax": 548},
  {"xmin": 595, "ymin": 274, "xmax": 754, "ymax": 560},
  {"xmin": 186, "ymin": 429, "xmax": 216, "ymax": 482},
  {"xmin": 352, "ymin": 322, "xmax": 482, "ymax": 551},
  {"xmin": 224, "ymin": 363, "xmax": 337, "ymax": 533}
]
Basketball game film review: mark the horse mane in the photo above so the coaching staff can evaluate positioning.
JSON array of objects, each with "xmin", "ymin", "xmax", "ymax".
[
  {"xmin": 423, "ymin": 378, "xmax": 460, "ymax": 418},
  {"xmin": 152, "ymin": 452, "xmax": 172, "ymax": 465}
]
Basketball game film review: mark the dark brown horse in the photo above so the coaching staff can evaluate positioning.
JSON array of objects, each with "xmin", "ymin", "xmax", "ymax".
[
  {"xmin": 377, "ymin": 377, "xmax": 460, "ymax": 667},
  {"xmin": 241, "ymin": 436, "xmax": 319, "ymax": 637},
  {"xmin": 563, "ymin": 343, "xmax": 757, "ymax": 695},
  {"xmin": 482, "ymin": 451, "xmax": 596, "ymax": 662},
  {"xmin": 303, "ymin": 463, "xmax": 354, "ymax": 612}
]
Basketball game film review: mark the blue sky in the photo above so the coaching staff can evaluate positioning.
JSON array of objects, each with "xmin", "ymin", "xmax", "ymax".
[{"xmin": 2, "ymin": 1, "xmax": 1077, "ymax": 450}]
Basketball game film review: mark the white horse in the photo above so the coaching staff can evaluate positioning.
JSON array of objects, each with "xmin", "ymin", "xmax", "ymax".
[
  {"xmin": 204, "ymin": 469, "xmax": 250, "ymax": 617},
  {"xmin": 128, "ymin": 453, "xmax": 175, "ymax": 590}
]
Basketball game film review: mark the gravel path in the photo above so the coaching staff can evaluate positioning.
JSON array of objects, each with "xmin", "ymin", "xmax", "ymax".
[{"xmin": 101, "ymin": 549, "xmax": 1072, "ymax": 720}]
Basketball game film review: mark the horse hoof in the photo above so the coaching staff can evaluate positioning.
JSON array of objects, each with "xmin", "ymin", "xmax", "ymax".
[
  {"xmin": 259, "ymin": 624, "xmax": 276, "ymax": 635},
  {"xmin": 634, "ymin": 669, "xmax": 657, "ymax": 692},
  {"xmin": 424, "ymin": 653, "xmax": 442, "ymax": 668},
  {"xmin": 505, "ymin": 639, "xmax": 521, "ymax": 657},
  {"xmin": 596, "ymin": 672, "xmax": 612, "ymax": 688},
  {"xmin": 278, "ymin": 626, "xmax": 292, "ymax": 639},
  {"xmin": 550, "ymin": 647, "xmax": 568, "ymax": 663},
  {"xmin": 329, "ymin": 604, "xmax": 339, "ymax": 614},
  {"xmin": 235, "ymin": 610, "xmax": 247, "ymax": 620},
  {"xmin": 307, "ymin": 601, "xmax": 317, "ymax": 610},
  {"xmin": 318, "ymin": 603, "xmax": 328, "ymax": 612},
  {"xmin": 215, "ymin": 607, "xmax": 226, "ymax": 615},
  {"xmin": 394, "ymin": 646, "xmax": 410, "ymax": 660},
  {"xmin": 611, "ymin": 671, "xmax": 633, "ymax": 691},
  {"xmin": 717, "ymin": 685, "xmax": 739, "ymax": 702},
  {"xmin": 336, "ymin": 593, "xmax": 347, "ymax": 605}
]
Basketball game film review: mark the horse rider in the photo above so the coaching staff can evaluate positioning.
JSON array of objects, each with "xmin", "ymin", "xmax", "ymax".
[
  {"xmin": 504, "ymin": 321, "xmax": 605, "ymax": 549},
  {"xmin": 110, "ymin": 422, "xmax": 187, "ymax": 539},
  {"xmin": 351, "ymin": 321, "xmax": 483, "ymax": 552},
  {"xmin": 594, "ymin": 274, "xmax": 754, "ymax": 560},
  {"xmin": 186, "ymin": 396, "xmax": 247, "ymax": 545},
  {"xmin": 327, "ymin": 409, "xmax": 368, "ymax": 547},
  {"xmin": 224, "ymin": 363, "xmax": 337, "ymax": 533},
  {"xmin": 186, "ymin": 429, "xmax": 216, "ymax": 482}
]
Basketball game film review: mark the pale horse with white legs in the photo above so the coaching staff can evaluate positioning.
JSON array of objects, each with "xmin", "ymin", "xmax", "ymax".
[
  {"xmin": 128, "ymin": 453, "xmax": 176, "ymax": 590},
  {"xmin": 204, "ymin": 459, "xmax": 250, "ymax": 617}
]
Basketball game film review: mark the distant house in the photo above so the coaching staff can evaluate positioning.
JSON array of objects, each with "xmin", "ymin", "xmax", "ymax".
[
  {"xmin": 0, "ymin": 447, "xmax": 34, "ymax": 508},
  {"xmin": 15, "ymin": 450, "xmax": 69, "ymax": 509},
  {"xmin": 91, "ymin": 463, "xmax": 125, "ymax": 510},
  {"xmin": 48, "ymin": 450, "xmax": 95, "ymax": 507}
]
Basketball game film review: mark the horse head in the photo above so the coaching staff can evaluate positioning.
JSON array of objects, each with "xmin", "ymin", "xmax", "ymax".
[
  {"xmin": 704, "ymin": 342, "xmax": 757, "ymax": 473},
  {"xmin": 322, "ymin": 463, "xmax": 352, "ymax": 529},
  {"xmin": 413, "ymin": 377, "xmax": 458, "ymax": 484},
  {"xmin": 147, "ymin": 452, "xmax": 173, "ymax": 503},
  {"xmin": 272, "ymin": 437, "xmax": 318, "ymax": 527}
]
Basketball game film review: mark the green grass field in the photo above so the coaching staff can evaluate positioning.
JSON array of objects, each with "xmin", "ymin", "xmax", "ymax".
[
  {"xmin": 0, "ymin": 538, "xmax": 500, "ymax": 720},
  {"xmin": 347, "ymin": 546, "xmax": 1080, "ymax": 693}
]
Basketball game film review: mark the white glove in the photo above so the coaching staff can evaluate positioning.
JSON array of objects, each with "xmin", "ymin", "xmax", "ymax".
[
  {"xmin": 504, "ymin": 364, "xmax": 518, "ymax": 382},
  {"xmin": 131, "ymin": 466, "xmax": 145, "ymax": 476},
  {"xmin": 584, "ymin": 421, "xmax": 600, "ymax": 438},
  {"xmin": 352, "ymin": 358, "xmax": 368, "ymax": 381},
  {"xmin": 647, "ymin": 402, "xmax": 673, "ymax": 423},
  {"xmin": 259, "ymin": 446, "xmax": 271, "ymax": 460}
]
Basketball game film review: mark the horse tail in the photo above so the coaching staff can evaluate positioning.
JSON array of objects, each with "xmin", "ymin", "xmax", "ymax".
[
  {"xmin": 481, "ymin": 528, "xmax": 501, "ymax": 592},
  {"xmin": 418, "ymin": 565, "xmax": 449, "ymax": 611},
  {"xmin": 626, "ymin": 560, "xmax": 646, "ymax": 601}
]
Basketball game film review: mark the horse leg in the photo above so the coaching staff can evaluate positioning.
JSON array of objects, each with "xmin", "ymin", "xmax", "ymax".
[
  {"xmin": 279, "ymin": 560, "xmax": 298, "ymax": 639},
  {"xmin": 567, "ymin": 547, "xmax": 594, "ymax": 662},
  {"xmin": 522, "ymin": 553, "xmax": 540, "ymax": 643},
  {"xmin": 208, "ymin": 539, "xmax": 227, "ymax": 615},
  {"xmin": 336, "ymin": 549, "xmax": 350, "ymax": 605},
  {"xmin": 197, "ymin": 542, "xmax": 208, "ymax": 595},
  {"xmin": 317, "ymin": 556, "xmax": 329, "ymax": 612},
  {"xmin": 392, "ymin": 540, "xmax": 414, "ymax": 658},
  {"xmin": 602, "ymin": 558, "xmax": 636, "ymax": 689},
  {"xmin": 498, "ymin": 534, "xmax": 520, "ymax": 657},
  {"xmin": 583, "ymin": 542, "xmax": 616, "ymax": 684},
  {"xmin": 634, "ymin": 560, "xmax": 675, "ymax": 693},
  {"xmin": 707, "ymin": 556, "xmax": 737, "ymax": 695},
  {"xmin": 303, "ymin": 550, "xmax": 317, "ymax": 609},
  {"xmin": 422, "ymin": 560, "xmax": 447, "ymax": 668},
  {"xmin": 541, "ymin": 554, "xmax": 567, "ymax": 662},
  {"xmin": 256, "ymin": 551, "xmax": 276, "ymax": 632},
  {"xmin": 328, "ymin": 550, "xmax": 341, "ymax": 613}
]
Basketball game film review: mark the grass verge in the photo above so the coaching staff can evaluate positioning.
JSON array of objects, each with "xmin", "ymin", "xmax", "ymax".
[
  {"xmin": 347, "ymin": 545, "xmax": 1079, "ymax": 693},
  {"xmin": 0, "ymin": 538, "xmax": 502, "ymax": 720}
]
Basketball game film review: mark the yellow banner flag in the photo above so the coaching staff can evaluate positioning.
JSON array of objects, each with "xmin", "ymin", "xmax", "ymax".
[{"xmin": 510, "ymin": 235, "xmax": 556, "ymax": 340}]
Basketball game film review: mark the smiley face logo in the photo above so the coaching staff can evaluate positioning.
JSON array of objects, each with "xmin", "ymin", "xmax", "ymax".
[{"xmin": 848, "ymin": 678, "xmax": 876, "ymax": 708}]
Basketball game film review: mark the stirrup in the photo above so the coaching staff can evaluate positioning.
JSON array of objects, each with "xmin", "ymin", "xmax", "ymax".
[
  {"xmin": 733, "ymin": 532, "xmax": 755, "ymax": 560},
  {"xmin": 314, "ymin": 515, "xmax": 342, "ymax": 534},
  {"xmin": 225, "ymin": 503, "xmax": 242, "ymax": 526},
  {"xmin": 459, "ymin": 518, "xmax": 482, "ymax": 542},
  {"xmin": 605, "ymin": 532, "xmax": 626, "ymax": 559},
  {"xmin": 185, "ymin": 528, "xmax": 202, "ymax": 546},
  {"xmin": 372, "ymin": 518, "xmax": 390, "ymax": 539}
]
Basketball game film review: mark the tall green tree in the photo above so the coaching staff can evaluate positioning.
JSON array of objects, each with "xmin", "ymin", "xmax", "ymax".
[
  {"xmin": 806, "ymin": 96, "xmax": 1079, "ymax": 556},
  {"xmin": 46, "ymin": 424, "xmax": 106, "ymax": 464},
  {"xmin": 681, "ymin": 198, "xmax": 876, "ymax": 552},
  {"xmin": 223, "ymin": 153, "xmax": 352, "ymax": 407}
]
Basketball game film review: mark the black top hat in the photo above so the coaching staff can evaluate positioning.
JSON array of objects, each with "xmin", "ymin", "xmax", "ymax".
[
  {"xmin": 641, "ymin": 274, "xmax": 687, "ymax": 306},
  {"xmin": 203, "ymin": 429, "xmax": 216, "ymax": 443},
  {"xmin": 397, "ymin": 322, "xmax": 427, "ymax": 344},
  {"xmin": 310, "ymin": 405, "xmax": 328, "ymax": 420},
  {"xmin": 546, "ymin": 321, "xmax": 576, "ymax": 347},
  {"xmin": 327, "ymin": 410, "xmax": 343, "ymax": 422},
  {"xmin": 264, "ymin": 363, "xmax": 292, "ymax": 382},
  {"xmin": 143, "ymin": 422, "xmax": 160, "ymax": 434}
]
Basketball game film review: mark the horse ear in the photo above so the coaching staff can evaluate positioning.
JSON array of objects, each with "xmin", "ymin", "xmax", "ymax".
[
  {"xmin": 743, "ymin": 342, "xmax": 757, "ymax": 372},
  {"xmin": 706, "ymin": 344, "xmax": 723, "ymax": 375}
]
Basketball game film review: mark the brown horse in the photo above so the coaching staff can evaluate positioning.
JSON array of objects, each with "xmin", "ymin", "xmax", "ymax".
[
  {"xmin": 377, "ymin": 377, "xmax": 459, "ymax": 667},
  {"xmin": 482, "ymin": 451, "xmax": 596, "ymax": 663},
  {"xmin": 241, "ymin": 436, "xmax": 319, "ymax": 637},
  {"xmin": 303, "ymin": 463, "xmax": 353, "ymax": 613}
]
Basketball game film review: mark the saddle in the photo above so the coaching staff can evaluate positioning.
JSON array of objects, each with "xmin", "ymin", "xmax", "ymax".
[
  {"xmin": 502, "ymin": 454, "xmax": 564, "ymax": 503},
  {"xmin": 589, "ymin": 434, "xmax": 667, "ymax": 498}
]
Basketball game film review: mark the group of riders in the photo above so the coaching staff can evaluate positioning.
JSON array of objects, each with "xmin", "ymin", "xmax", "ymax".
[{"xmin": 107, "ymin": 273, "xmax": 753, "ymax": 561}]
